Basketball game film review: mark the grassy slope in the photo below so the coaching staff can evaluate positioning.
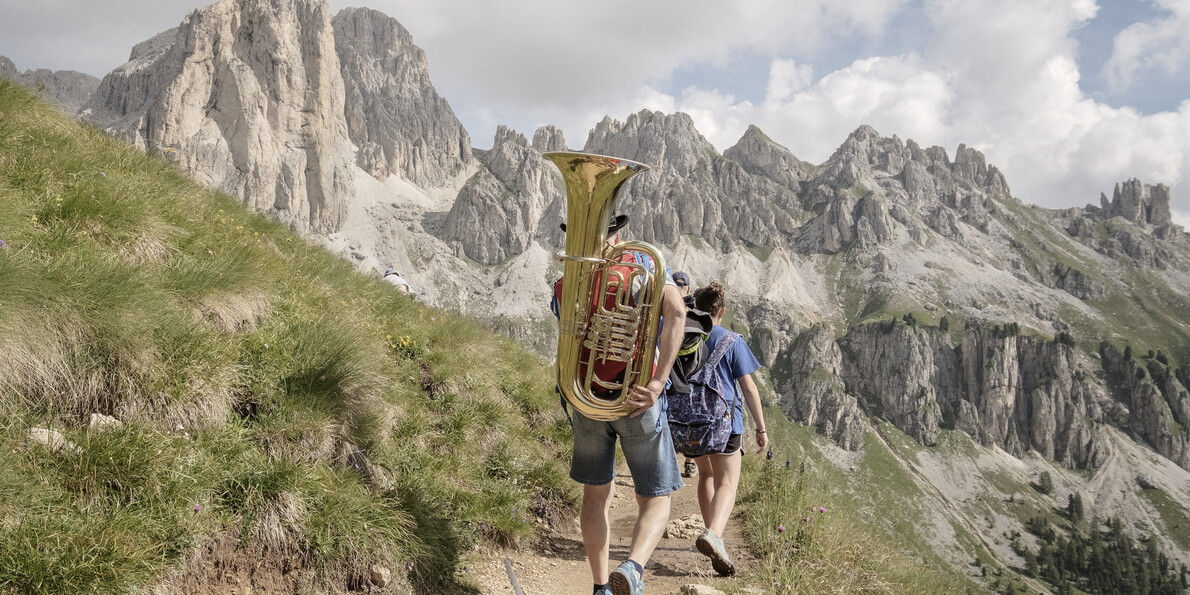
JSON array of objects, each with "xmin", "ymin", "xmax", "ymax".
[
  {"xmin": 733, "ymin": 410, "xmax": 987, "ymax": 594},
  {"xmin": 0, "ymin": 80, "xmax": 574, "ymax": 594}
]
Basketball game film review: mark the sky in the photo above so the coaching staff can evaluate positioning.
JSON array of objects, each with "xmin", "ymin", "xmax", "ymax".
[{"xmin": 1, "ymin": 0, "xmax": 1189, "ymax": 227}]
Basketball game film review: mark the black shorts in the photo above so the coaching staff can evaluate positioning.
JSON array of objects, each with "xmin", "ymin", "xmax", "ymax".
[{"xmin": 692, "ymin": 433, "xmax": 742, "ymax": 457}]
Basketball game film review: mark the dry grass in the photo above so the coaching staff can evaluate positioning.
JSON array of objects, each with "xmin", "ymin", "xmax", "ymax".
[{"xmin": 191, "ymin": 291, "xmax": 272, "ymax": 332}]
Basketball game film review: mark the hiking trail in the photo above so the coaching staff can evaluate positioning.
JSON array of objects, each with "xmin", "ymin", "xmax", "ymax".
[{"xmin": 466, "ymin": 459, "xmax": 763, "ymax": 594}]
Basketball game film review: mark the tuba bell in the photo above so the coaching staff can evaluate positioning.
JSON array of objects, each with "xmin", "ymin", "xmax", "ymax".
[{"xmin": 545, "ymin": 151, "xmax": 666, "ymax": 421}]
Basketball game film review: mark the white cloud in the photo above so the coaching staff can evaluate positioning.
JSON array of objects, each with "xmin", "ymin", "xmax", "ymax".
[
  {"xmin": 1103, "ymin": 0, "xmax": 1190, "ymax": 92},
  {"xmin": 675, "ymin": 54, "xmax": 953, "ymax": 162},
  {"xmin": 0, "ymin": 1, "xmax": 198, "ymax": 76},
  {"xmin": 765, "ymin": 59, "xmax": 814, "ymax": 103}
]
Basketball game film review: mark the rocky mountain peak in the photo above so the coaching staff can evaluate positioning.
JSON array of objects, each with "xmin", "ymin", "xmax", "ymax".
[
  {"xmin": 438, "ymin": 125, "xmax": 562, "ymax": 264},
  {"xmin": 0, "ymin": 55, "xmax": 99, "ymax": 113},
  {"xmin": 333, "ymin": 7, "xmax": 474, "ymax": 186},
  {"xmin": 532, "ymin": 125, "xmax": 567, "ymax": 153},
  {"xmin": 84, "ymin": 0, "xmax": 355, "ymax": 233},
  {"xmin": 575, "ymin": 110, "xmax": 804, "ymax": 248},
  {"xmin": 1063, "ymin": 178, "xmax": 1182, "ymax": 267},
  {"xmin": 585, "ymin": 110, "xmax": 718, "ymax": 177},
  {"xmin": 722, "ymin": 124, "xmax": 810, "ymax": 191},
  {"xmin": 1100, "ymin": 178, "xmax": 1173, "ymax": 227}
]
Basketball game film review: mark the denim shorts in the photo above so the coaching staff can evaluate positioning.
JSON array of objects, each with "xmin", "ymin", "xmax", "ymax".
[{"xmin": 569, "ymin": 403, "xmax": 684, "ymax": 497}]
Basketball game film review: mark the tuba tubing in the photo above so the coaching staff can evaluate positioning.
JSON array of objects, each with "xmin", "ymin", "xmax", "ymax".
[{"xmin": 545, "ymin": 152, "xmax": 665, "ymax": 421}]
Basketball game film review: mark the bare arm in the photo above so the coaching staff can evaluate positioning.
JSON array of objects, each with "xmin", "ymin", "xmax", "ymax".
[
  {"xmin": 738, "ymin": 373, "xmax": 768, "ymax": 453},
  {"xmin": 628, "ymin": 283, "xmax": 685, "ymax": 417}
]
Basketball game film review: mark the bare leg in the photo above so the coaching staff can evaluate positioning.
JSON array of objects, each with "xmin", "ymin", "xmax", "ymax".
[
  {"xmin": 626, "ymin": 493, "xmax": 672, "ymax": 565},
  {"xmin": 581, "ymin": 482, "xmax": 615, "ymax": 583},
  {"xmin": 701, "ymin": 451, "xmax": 742, "ymax": 536},
  {"xmin": 694, "ymin": 456, "xmax": 715, "ymax": 525}
]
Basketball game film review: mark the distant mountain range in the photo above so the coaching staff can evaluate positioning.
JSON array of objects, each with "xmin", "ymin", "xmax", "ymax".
[{"xmin": 5, "ymin": 0, "xmax": 1190, "ymax": 582}]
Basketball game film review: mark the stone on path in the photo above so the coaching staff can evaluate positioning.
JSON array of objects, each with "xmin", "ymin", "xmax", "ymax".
[
  {"xmin": 680, "ymin": 585, "xmax": 725, "ymax": 595},
  {"xmin": 665, "ymin": 514, "xmax": 705, "ymax": 539}
]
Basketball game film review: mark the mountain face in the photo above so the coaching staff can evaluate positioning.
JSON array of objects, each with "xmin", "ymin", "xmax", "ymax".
[
  {"xmin": 439, "ymin": 125, "xmax": 563, "ymax": 264},
  {"xmin": 584, "ymin": 111, "xmax": 807, "ymax": 249},
  {"xmin": 0, "ymin": 56, "xmax": 98, "ymax": 112},
  {"xmin": 426, "ymin": 105, "xmax": 1190, "ymax": 482},
  {"xmin": 82, "ymin": 0, "xmax": 355, "ymax": 233},
  {"xmin": 780, "ymin": 321, "xmax": 1111, "ymax": 469},
  {"xmin": 332, "ymin": 7, "xmax": 474, "ymax": 187}
]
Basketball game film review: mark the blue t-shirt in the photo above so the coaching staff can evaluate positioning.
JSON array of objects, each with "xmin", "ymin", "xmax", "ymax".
[{"xmin": 705, "ymin": 325, "xmax": 761, "ymax": 435}]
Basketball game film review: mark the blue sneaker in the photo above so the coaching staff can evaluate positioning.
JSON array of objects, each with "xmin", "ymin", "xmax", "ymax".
[
  {"xmin": 595, "ymin": 589, "xmax": 614, "ymax": 595},
  {"xmin": 696, "ymin": 528, "xmax": 736, "ymax": 576},
  {"xmin": 608, "ymin": 561, "xmax": 643, "ymax": 595}
]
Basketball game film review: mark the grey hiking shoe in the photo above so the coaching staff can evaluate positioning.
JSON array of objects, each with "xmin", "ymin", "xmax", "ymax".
[
  {"xmin": 608, "ymin": 561, "xmax": 644, "ymax": 595},
  {"xmin": 696, "ymin": 528, "xmax": 736, "ymax": 576}
]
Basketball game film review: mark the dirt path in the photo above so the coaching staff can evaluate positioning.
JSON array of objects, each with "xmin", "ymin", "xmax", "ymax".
[{"xmin": 467, "ymin": 459, "xmax": 759, "ymax": 594}]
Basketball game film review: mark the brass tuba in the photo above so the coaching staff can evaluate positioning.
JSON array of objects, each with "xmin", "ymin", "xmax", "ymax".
[{"xmin": 545, "ymin": 151, "xmax": 666, "ymax": 421}]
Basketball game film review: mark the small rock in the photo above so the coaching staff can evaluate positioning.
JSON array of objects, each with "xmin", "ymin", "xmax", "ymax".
[
  {"xmin": 28, "ymin": 427, "xmax": 80, "ymax": 454},
  {"xmin": 369, "ymin": 563, "xmax": 391, "ymax": 587},
  {"xmin": 665, "ymin": 514, "xmax": 705, "ymax": 539},
  {"xmin": 680, "ymin": 585, "xmax": 725, "ymax": 595},
  {"xmin": 89, "ymin": 413, "xmax": 122, "ymax": 431}
]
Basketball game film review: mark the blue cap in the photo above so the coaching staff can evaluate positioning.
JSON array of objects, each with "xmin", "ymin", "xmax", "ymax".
[{"xmin": 673, "ymin": 271, "xmax": 690, "ymax": 287}]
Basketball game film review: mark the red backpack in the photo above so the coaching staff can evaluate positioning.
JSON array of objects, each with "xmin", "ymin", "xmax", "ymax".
[{"xmin": 554, "ymin": 252, "xmax": 655, "ymax": 398}]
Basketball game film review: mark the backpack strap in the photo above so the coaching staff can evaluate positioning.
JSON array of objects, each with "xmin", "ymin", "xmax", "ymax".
[
  {"xmin": 694, "ymin": 331, "xmax": 742, "ymax": 428},
  {"xmin": 692, "ymin": 332, "xmax": 739, "ymax": 384}
]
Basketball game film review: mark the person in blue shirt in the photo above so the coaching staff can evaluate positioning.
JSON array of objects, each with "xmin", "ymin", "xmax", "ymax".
[{"xmin": 689, "ymin": 281, "xmax": 769, "ymax": 577}]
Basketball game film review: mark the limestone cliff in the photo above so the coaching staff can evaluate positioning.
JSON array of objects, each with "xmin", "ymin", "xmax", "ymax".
[
  {"xmin": 439, "ymin": 126, "xmax": 561, "ymax": 264},
  {"xmin": 1100, "ymin": 342, "xmax": 1190, "ymax": 469},
  {"xmin": 583, "ymin": 110, "xmax": 806, "ymax": 248},
  {"xmin": 333, "ymin": 7, "xmax": 473, "ymax": 187},
  {"xmin": 778, "ymin": 320, "xmax": 1110, "ymax": 471},
  {"xmin": 84, "ymin": 0, "xmax": 355, "ymax": 233}
]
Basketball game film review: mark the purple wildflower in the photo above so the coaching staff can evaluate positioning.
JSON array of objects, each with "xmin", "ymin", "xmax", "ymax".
[
  {"xmin": 766, "ymin": 448, "xmax": 774, "ymax": 460},
  {"xmin": 803, "ymin": 516, "xmax": 811, "ymax": 522},
  {"xmin": 818, "ymin": 506, "xmax": 826, "ymax": 513},
  {"xmin": 785, "ymin": 459, "xmax": 791, "ymax": 469},
  {"xmin": 194, "ymin": 505, "xmax": 203, "ymax": 512},
  {"xmin": 778, "ymin": 524, "xmax": 785, "ymax": 533},
  {"xmin": 0, "ymin": 239, "xmax": 6, "ymax": 249}
]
